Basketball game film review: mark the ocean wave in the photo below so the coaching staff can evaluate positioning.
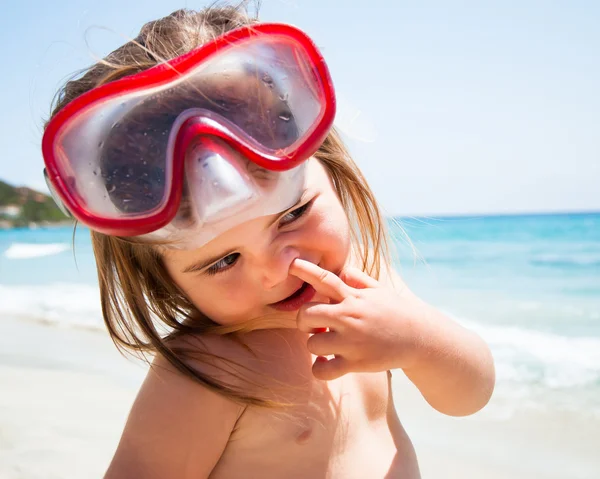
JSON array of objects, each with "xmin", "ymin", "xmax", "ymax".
[
  {"xmin": 4, "ymin": 243, "xmax": 71, "ymax": 259},
  {"xmin": 0, "ymin": 283, "xmax": 103, "ymax": 330},
  {"xmin": 530, "ymin": 253, "xmax": 600, "ymax": 268},
  {"xmin": 419, "ymin": 253, "xmax": 503, "ymax": 265},
  {"xmin": 409, "ymin": 249, "xmax": 600, "ymax": 269},
  {"xmin": 456, "ymin": 314, "xmax": 600, "ymax": 389}
]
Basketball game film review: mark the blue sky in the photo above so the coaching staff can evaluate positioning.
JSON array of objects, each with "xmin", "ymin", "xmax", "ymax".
[{"xmin": 1, "ymin": 0, "xmax": 598, "ymax": 216}]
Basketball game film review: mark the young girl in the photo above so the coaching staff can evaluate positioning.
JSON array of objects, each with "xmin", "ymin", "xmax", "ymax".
[{"xmin": 42, "ymin": 5, "xmax": 495, "ymax": 478}]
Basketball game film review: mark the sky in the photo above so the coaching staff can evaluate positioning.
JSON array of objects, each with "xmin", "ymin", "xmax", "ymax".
[{"xmin": 0, "ymin": 0, "xmax": 598, "ymax": 217}]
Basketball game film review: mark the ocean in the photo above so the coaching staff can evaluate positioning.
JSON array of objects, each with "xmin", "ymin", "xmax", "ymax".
[{"xmin": 1, "ymin": 212, "xmax": 599, "ymax": 419}]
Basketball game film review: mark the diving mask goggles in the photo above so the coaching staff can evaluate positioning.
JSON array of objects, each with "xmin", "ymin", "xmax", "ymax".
[{"xmin": 42, "ymin": 23, "xmax": 336, "ymax": 248}]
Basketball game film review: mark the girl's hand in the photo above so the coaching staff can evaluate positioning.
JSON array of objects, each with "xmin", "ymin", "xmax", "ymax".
[
  {"xmin": 289, "ymin": 258, "xmax": 428, "ymax": 381},
  {"xmin": 290, "ymin": 259, "xmax": 496, "ymax": 417}
]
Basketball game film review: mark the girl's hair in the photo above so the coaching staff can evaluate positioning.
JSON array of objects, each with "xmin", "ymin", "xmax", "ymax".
[{"xmin": 46, "ymin": 4, "xmax": 392, "ymax": 406}]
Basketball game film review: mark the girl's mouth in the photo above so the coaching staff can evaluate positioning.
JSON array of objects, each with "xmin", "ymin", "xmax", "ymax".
[{"xmin": 270, "ymin": 282, "xmax": 316, "ymax": 312}]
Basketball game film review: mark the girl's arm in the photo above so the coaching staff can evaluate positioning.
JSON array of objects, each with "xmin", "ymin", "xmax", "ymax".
[
  {"xmin": 390, "ymin": 274, "xmax": 496, "ymax": 417},
  {"xmin": 104, "ymin": 354, "xmax": 244, "ymax": 478}
]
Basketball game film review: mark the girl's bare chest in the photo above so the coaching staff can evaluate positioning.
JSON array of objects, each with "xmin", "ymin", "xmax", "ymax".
[{"xmin": 212, "ymin": 371, "xmax": 394, "ymax": 476}]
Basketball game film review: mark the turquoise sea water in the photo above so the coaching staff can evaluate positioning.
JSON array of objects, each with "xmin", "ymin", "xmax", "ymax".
[
  {"xmin": 1, "ymin": 212, "xmax": 599, "ymax": 415},
  {"xmin": 394, "ymin": 213, "xmax": 600, "ymax": 335}
]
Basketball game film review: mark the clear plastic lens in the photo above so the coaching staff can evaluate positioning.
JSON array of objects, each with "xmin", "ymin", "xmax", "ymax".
[{"xmin": 43, "ymin": 169, "xmax": 72, "ymax": 218}]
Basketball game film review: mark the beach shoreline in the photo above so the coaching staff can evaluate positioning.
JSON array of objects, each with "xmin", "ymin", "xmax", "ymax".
[{"xmin": 2, "ymin": 317, "xmax": 599, "ymax": 479}]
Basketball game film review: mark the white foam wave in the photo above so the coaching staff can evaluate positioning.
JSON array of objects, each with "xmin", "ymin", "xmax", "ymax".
[
  {"xmin": 4, "ymin": 243, "xmax": 70, "ymax": 259},
  {"xmin": 0, "ymin": 283, "xmax": 103, "ymax": 330},
  {"xmin": 455, "ymin": 314, "xmax": 600, "ymax": 389}
]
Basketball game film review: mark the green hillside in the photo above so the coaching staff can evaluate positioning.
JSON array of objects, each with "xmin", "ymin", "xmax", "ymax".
[{"xmin": 0, "ymin": 179, "xmax": 70, "ymax": 228}]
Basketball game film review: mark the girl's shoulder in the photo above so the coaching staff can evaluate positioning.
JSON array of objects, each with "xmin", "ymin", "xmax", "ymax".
[{"xmin": 105, "ymin": 333, "xmax": 248, "ymax": 478}]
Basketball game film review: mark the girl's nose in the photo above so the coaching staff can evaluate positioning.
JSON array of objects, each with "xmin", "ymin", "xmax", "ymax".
[{"xmin": 256, "ymin": 245, "xmax": 300, "ymax": 290}]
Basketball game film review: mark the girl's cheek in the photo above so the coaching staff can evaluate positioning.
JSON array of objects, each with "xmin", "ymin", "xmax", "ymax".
[
  {"xmin": 186, "ymin": 280, "xmax": 258, "ymax": 325},
  {"xmin": 301, "ymin": 207, "xmax": 351, "ymax": 257}
]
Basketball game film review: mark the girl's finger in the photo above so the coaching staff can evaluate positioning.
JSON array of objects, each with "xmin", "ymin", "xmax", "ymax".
[
  {"xmin": 289, "ymin": 259, "xmax": 353, "ymax": 303},
  {"xmin": 296, "ymin": 302, "xmax": 343, "ymax": 333},
  {"xmin": 312, "ymin": 355, "xmax": 348, "ymax": 381},
  {"xmin": 306, "ymin": 330, "xmax": 344, "ymax": 356},
  {"xmin": 339, "ymin": 266, "xmax": 379, "ymax": 289}
]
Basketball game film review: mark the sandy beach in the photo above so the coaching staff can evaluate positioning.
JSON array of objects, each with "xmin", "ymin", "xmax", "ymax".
[{"xmin": 1, "ymin": 316, "xmax": 599, "ymax": 479}]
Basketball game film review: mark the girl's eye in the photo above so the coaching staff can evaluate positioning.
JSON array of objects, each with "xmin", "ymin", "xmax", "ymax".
[
  {"xmin": 206, "ymin": 253, "xmax": 240, "ymax": 276},
  {"xmin": 279, "ymin": 201, "xmax": 312, "ymax": 227}
]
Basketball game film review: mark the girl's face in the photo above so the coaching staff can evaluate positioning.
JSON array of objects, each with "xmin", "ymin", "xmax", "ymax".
[{"xmin": 161, "ymin": 159, "xmax": 351, "ymax": 326}]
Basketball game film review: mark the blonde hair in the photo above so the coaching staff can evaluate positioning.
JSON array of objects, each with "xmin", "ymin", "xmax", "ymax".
[{"xmin": 46, "ymin": 4, "xmax": 392, "ymax": 406}]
